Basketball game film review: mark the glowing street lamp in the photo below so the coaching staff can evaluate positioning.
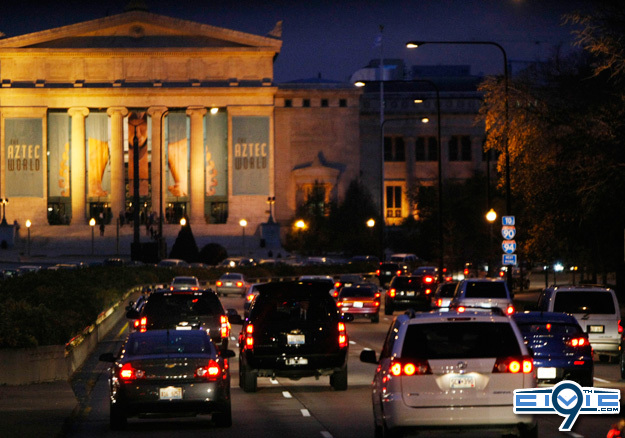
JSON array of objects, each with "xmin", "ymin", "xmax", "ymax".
[
  {"xmin": 25, "ymin": 220, "xmax": 31, "ymax": 257},
  {"xmin": 89, "ymin": 218, "xmax": 96, "ymax": 255},
  {"xmin": 239, "ymin": 219, "xmax": 248, "ymax": 255},
  {"xmin": 366, "ymin": 218, "xmax": 375, "ymax": 228},
  {"xmin": 486, "ymin": 208, "xmax": 497, "ymax": 277}
]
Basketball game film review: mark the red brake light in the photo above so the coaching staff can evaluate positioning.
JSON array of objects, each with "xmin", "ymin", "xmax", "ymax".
[
  {"xmin": 376, "ymin": 269, "xmax": 381, "ymax": 276},
  {"xmin": 506, "ymin": 305, "xmax": 515, "ymax": 315},
  {"xmin": 236, "ymin": 281, "xmax": 243, "ymax": 287},
  {"xmin": 499, "ymin": 270, "xmax": 505, "ymax": 277},
  {"xmin": 424, "ymin": 288, "xmax": 432, "ymax": 295},
  {"xmin": 436, "ymin": 298, "xmax": 443, "ymax": 307},
  {"xmin": 334, "ymin": 282, "xmax": 341, "ymax": 288},
  {"xmin": 463, "ymin": 269, "xmax": 469, "ymax": 276},
  {"xmin": 333, "ymin": 290, "xmax": 339, "ymax": 298},
  {"xmin": 569, "ymin": 337, "xmax": 588, "ymax": 347},
  {"xmin": 424, "ymin": 276, "xmax": 433, "ymax": 284},
  {"xmin": 338, "ymin": 322, "xmax": 348, "ymax": 348},
  {"xmin": 216, "ymin": 280, "xmax": 223, "ymax": 287},
  {"xmin": 493, "ymin": 356, "xmax": 533, "ymax": 374},
  {"xmin": 119, "ymin": 362, "xmax": 145, "ymax": 381},
  {"xmin": 336, "ymin": 301, "xmax": 343, "ymax": 307},
  {"xmin": 246, "ymin": 293, "xmax": 255, "ymax": 302},
  {"xmin": 390, "ymin": 359, "xmax": 431, "ymax": 376},
  {"xmin": 396, "ymin": 270, "xmax": 402, "ymax": 276},
  {"xmin": 195, "ymin": 359, "xmax": 221, "ymax": 381},
  {"xmin": 619, "ymin": 320, "xmax": 623, "ymax": 334},
  {"xmin": 244, "ymin": 323, "xmax": 254, "ymax": 349},
  {"xmin": 137, "ymin": 316, "xmax": 147, "ymax": 332},
  {"xmin": 457, "ymin": 306, "xmax": 466, "ymax": 313},
  {"xmin": 220, "ymin": 315, "xmax": 230, "ymax": 338},
  {"xmin": 388, "ymin": 289, "xmax": 396, "ymax": 298}
]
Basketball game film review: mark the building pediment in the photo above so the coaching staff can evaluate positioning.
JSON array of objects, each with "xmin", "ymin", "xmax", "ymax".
[{"xmin": 0, "ymin": 10, "xmax": 282, "ymax": 51}]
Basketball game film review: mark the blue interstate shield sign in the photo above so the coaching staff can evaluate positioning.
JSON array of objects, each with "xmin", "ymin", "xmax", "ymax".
[
  {"xmin": 501, "ymin": 225, "xmax": 516, "ymax": 240},
  {"xmin": 502, "ymin": 240, "xmax": 516, "ymax": 254}
]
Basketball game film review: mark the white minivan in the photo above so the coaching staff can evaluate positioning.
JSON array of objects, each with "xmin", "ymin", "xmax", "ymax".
[{"xmin": 536, "ymin": 285, "xmax": 622, "ymax": 362}]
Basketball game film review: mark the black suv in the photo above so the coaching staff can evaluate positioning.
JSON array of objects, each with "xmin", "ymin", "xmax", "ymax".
[
  {"xmin": 384, "ymin": 274, "xmax": 435, "ymax": 314},
  {"xmin": 126, "ymin": 289, "xmax": 233, "ymax": 350},
  {"xmin": 238, "ymin": 281, "xmax": 350, "ymax": 392},
  {"xmin": 376, "ymin": 262, "xmax": 404, "ymax": 287}
]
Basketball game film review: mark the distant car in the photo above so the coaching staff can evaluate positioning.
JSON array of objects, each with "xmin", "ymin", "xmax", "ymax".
[
  {"xmin": 244, "ymin": 282, "xmax": 265, "ymax": 318},
  {"xmin": 157, "ymin": 258, "xmax": 190, "ymax": 268},
  {"xmin": 297, "ymin": 275, "xmax": 335, "ymax": 295},
  {"xmin": 450, "ymin": 278, "xmax": 515, "ymax": 315},
  {"xmin": 126, "ymin": 288, "xmax": 233, "ymax": 350},
  {"xmin": 330, "ymin": 274, "xmax": 366, "ymax": 298},
  {"xmin": 513, "ymin": 311, "xmax": 593, "ymax": 387},
  {"xmin": 376, "ymin": 262, "xmax": 404, "ymax": 287},
  {"xmin": 238, "ymin": 280, "xmax": 350, "ymax": 392},
  {"xmin": 431, "ymin": 281, "xmax": 458, "ymax": 310},
  {"xmin": 103, "ymin": 258, "xmax": 125, "ymax": 267},
  {"xmin": 360, "ymin": 308, "xmax": 537, "ymax": 437},
  {"xmin": 170, "ymin": 276, "xmax": 200, "ymax": 291},
  {"xmin": 349, "ymin": 255, "xmax": 380, "ymax": 265},
  {"xmin": 336, "ymin": 284, "xmax": 381, "ymax": 323},
  {"xmin": 388, "ymin": 253, "xmax": 420, "ymax": 271},
  {"xmin": 99, "ymin": 329, "xmax": 235, "ymax": 429},
  {"xmin": 215, "ymin": 272, "xmax": 249, "ymax": 297},
  {"xmin": 384, "ymin": 274, "xmax": 436, "ymax": 314},
  {"xmin": 219, "ymin": 257, "xmax": 257, "ymax": 268},
  {"xmin": 17, "ymin": 265, "xmax": 42, "ymax": 275}
]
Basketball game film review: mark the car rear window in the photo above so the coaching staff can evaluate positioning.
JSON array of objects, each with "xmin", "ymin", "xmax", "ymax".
[
  {"xmin": 463, "ymin": 281, "xmax": 508, "ymax": 298},
  {"xmin": 221, "ymin": 274, "xmax": 243, "ymax": 280},
  {"xmin": 251, "ymin": 294, "xmax": 338, "ymax": 322},
  {"xmin": 437, "ymin": 283, "xmax": 457, "ymax": 298},
  {"xmin": 401, "ymin": 322, "xmax": 521, "ymax": 359},
  {"xmin": 391, "ymin": 277, "xmax": 421, "ymax": 289},
  {"xmin": 144, "ymin": 293, "xmax": 224, "ymax": 317},
  {"xmin": 553, "ymin": 291, "xmax": 615, "ymax": 314},
  {"xmin": 339, "ymin": 286, "xmax": 376, "ymax": 298},
  {"xmin": 515, "ymin": 322, "xmax": 582, "ymax": 336},
  {"xmin": 126, "ymin": 332, "xmax": 214, "ymax": 356}
]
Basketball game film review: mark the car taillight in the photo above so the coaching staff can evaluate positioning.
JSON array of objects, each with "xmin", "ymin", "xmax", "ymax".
[
  {"xmin": 191, "ymin": 286, "xmax": 199, "ymax": 291},
  {"xmin": 457, "ymin": 306, "xmax": 466, "ymax": 313},
  {"xmin": 436, "ymin": 298, "xmax": 443, "ymax": 307},
  {"xmin": 119, "ymin": 362, "xmax": 145, "ymax": 381},
  {"xmin": 374, "ymin": 301, "xmax": 380, "ymax": 307},
  {"xmin": 334, "ymin": 282, "xmax": 341, "ymax": 288},
  {"xmin": 332, "ymin": 290, "xmax": 339, "ymax": 298},
  {"xmin": 390, "ymin": 359, "xmax": 431, "ymax": 376},
  {"xmin": 336, "ymin": 301, "xmax": 343, "ymax": 307},
  {"xmin": 195, "ymin": 359, "xmax": 221, "ymax": 381},
  {"xmin": 388, "ymin": 289, "xmax": 396, "ymax": 298},
  {"xmin": 338, "ymin": 322, "xmax": 348, "ymax": 348},
  {"xmin": 135, "ymin": 316, "xmax": 147, "ymax": 332},
  {"xmin": 236, "ymin": 281, "xmax": 243, "ymax": 287},
  {"xmin": 396, "ymin": 270, "xmax": 402, "ymax": 276},
  {"xmin": 499, "ymin": 270, "xmax": 505, "ymax": 278},
  {"xmin": 493, "ymin": 356, "xmax": 533, "ymax": 374},
  {"xmin": 569, "ymin": 337, "xmax": 588, "ymax": 347},
  {"xmin": 374, "ymin": 292, "xmax": 381, "ymax": 298},
  {"xmin": 619, "ymin": 320, "xmax": 623, "ymax": 334},
  {"xmin": 424, "ymin": 276, "xmax": 433, "ymax": 284},
  {"xmin": 220, "ymin": 315, "xmax": 230, "ymax": 339},
  {"xmin": 244, "ymin": 324, "xmax": 254, "ymax": 350},
  {"xmin": 506, "ymin": 305, "xmax": 515, "ymax": 315},
  {"xmin": 216, "ymin": 280, "xmax": 223, "ymax": 287},
  {"xmin": 376, "ymin": 269, "xmax": 381, "ymax": 276},
  {"xmin": 424, "ymin": 288, "xmax": 432, "ymax": 295},
  {"xmin": 170, "ymin": 286, "xmax": 174, "ymax": 290},
  {"xmin": 463, "ymin": 269, "xmax": 469, "ymax": 276}
]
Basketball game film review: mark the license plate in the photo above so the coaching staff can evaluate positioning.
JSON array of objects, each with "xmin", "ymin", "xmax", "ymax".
[
  {"xmin": 406, "ymin": 291, "xmax": 415, "ymax": 296},
  {"xmin": 159, "ymin": 386, "xmax": 182, "ymax": 400},
  {"xmin": 450, "ymin": 375, "xmax": 475, "ymax": 388},
  {"xmin": 287, "ymin": 334, "xmax": 305, "ymax": 345},
  {"xmin": 285, "ymin": 357, "xmax": 308, "ymax": 365},
  {"xmin": 353, "ymin": 301, "xmax": 363, "ymax": 308},
  {"xmin": 384, "ymin": 271, "xmax": 391, "ymax": 275},
  {"xmin": 589, "ymin": 325, "xmax": 605, "ymax": 333},
  {"xmin": 537, "ymin": 367, "xmax": 557, "ymax": 379},
  {"xmin": 225, "ymin": 281, "xmax": 233, "ymax": 287},
  {"xmin": 176, "ymin": 325, "xmax": 192, "ymax": 330}
]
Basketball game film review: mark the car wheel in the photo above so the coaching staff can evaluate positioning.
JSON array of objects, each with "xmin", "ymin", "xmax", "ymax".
[
  {"xmin": 109, "ymin": 402, "xmax": 127, "ymax": 430},
  {"xmin": 371, "ymin": 314, "xmax": 379, "ymax": 323},
  {"xmin": 330, "ymin": 364, "xmax": 348, "ymax": 391},
  {"xmin": 384, "ymin": 302, "xmax": 394, "ymax": 315},
  {"xmin": 518, "ymin": 422, "xmax": 538, "ymax": 438},
  {"xmin": 212, "ymin": 402, "xmax": 232, "ymax": 427},
  {"xmin": 240, "ymin": 363, "xmax": 258, "ymax": 393}
]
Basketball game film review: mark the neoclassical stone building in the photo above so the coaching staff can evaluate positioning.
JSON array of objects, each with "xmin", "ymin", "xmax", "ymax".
[{"xmin": 0, "ymin": 8, "xmax": 361, "ymax": 248}]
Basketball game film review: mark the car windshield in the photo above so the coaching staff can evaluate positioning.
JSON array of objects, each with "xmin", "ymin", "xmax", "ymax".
[
  {"xmin": 515, "ymin": 322, "xmax": 582, "ymax": 336},
  {"xmin": 339, "ymin": 287, "xmax": 376, "ymax": 298},
  {"xmin": 126, "ymin": 332, "xmax": 213, "ymax": 356},
  {"xmin": 463, "ymin": 281, "xmax": 508, "ymax": 298},
  {"xmin": 553, "ymin": 291, "xmax": 615, "ymax": 314},
  {"xmin": 144, "ymin": 294, "xmax": 223, "ymax": 317},
  {"xmin": 252, "ymin": 294, "xmax": 337, "ymax": 322},
  {"xmin": 401, "ymin": 322, "xmax": 521, "ymax": 359}
]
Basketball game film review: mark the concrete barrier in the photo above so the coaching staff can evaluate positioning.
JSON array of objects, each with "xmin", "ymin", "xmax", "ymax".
[{"xmin": 0, "ymin": 287, "xmax": 139, "ymax": 385}]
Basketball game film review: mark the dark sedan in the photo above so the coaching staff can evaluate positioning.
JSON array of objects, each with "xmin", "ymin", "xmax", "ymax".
[
  {"xmin": 513, "ymin": 311, "xmax": 593, "ymax": 387},
  {"xmin": 100, "ymin": 330, "xmax": 235, "ymax": 429}
]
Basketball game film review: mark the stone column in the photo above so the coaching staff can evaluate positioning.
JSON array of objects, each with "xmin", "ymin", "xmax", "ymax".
[
  {"xmin": 147, "ymin": 106, "xmax": 168, "ymax": 225},
  {"xmin": 186, "ymin": 106, "xmax": 207, "ymax": 224},
  {"xmin": 107, "ymin": 107, "xmax": 129, "ymax": 220},
  {"xmin": 68, "ymin": 107, "xmax": 89, "ymax": 224}
]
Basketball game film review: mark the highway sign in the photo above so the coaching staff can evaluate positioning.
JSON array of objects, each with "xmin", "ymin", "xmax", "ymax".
[
  {"xmin": 501, "ymin": 225, "xmax": 516, "ymax": 240},
  {"xmin": 503, "ymin": 254, "xmax": 517, "ymax": 265},
  {"xmin": 502, "ymin": 216, "xmax": 515, "ymax": 226},
  {"xmin": 502, "ymin": 240, "xmax": 517, "ymax": 254}
]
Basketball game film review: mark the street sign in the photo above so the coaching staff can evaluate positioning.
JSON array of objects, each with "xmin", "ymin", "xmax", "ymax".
[
  {"xmin": 502, "ymin": 216, "xmax": 515, "ymax": 226},
  {"xmin": 502, "ymin": 240, "xmax": 516, "ymax": 254},
  {"xmin": 501, "ymin": 225, "xmax": 516, "ymax": 240},
  {"xmin": 503, "ymin": 254, "xmax": 517, "ymax": 265}
]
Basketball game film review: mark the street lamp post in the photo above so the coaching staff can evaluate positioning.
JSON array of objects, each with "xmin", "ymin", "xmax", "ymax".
[
  {"xmin": 266, "ymin": 196, "xmax": 276, "ymax": 223},
  {"xmin": 486, "ymin": 208, "xmax": 497, "ymax": 277},
  {"xmin": 89, "ymin": 218, "xmax": 96, "ymax": 255},
  {"xmin": 239, "ymin": 219, "xmax": 248, "ymax": 255},
  {"xmin": 25, "ymin": 219, "xmax": 31, "ymax": 257},
  {"xmin": 0, "ymin": 198, "xmax": 8, "ymax": 225},
  {"xmin": 159, "ymin": 109, "xmax": 169, "ymax": 259}
]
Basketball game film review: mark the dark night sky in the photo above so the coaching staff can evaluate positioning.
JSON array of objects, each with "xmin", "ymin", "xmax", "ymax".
[{"xmin": 0, "ymin": 0, "xmax": 592, "ymax": 82}]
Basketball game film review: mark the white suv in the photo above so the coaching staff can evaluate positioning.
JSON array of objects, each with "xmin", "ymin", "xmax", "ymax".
[
  {"xmin": 450, "ymin": 278, "xmax": 515, "ymax": 315},
  {"xmin": 360, "ymin": 308, "xmax": 537, "ymax": 437}
]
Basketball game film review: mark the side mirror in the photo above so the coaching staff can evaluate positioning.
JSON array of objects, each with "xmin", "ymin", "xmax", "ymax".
[
  {"xmin": 99, "ymin": 352, "xmax": 116, "ymax": 362},
  {"xmin": 360, "ymin": 348, "xmax": 378, "ymax": 364}
]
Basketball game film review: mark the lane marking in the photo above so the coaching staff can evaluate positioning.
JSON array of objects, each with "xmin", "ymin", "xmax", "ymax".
[
  {"xmin": 301, "ymin": 409, "xmax": 310, "ymax": 417},
  {"xmin": 270, "ymin": 378, "xmax": 279, "ymax": 385},
  {"xmin": 593, "ymin": 377, "xmax": 610, "ymax": 383},
  {"xmin": 563, "ymin": 432, "xmax": 584, "ymax": 438},
  {"xmin": 349, "ymin": 340, "xmax": 356, "ymax": 345},
  {"xmin": 320, "ymin": 432, "xmax": 333, "ymax": 438},
  {"xmin": 117, "ymin": 322, "xmax": 128, "ymax": 338},
  {"xmin": 282, "ymin": 391, "xmax": 292, "ymax": 398}
]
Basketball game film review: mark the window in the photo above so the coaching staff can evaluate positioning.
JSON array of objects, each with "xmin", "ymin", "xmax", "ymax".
[
  {"xmin": 284, "ymin": 99, "xmax": 292, "ymax": 108},
  {"xmin": 416, "ymin": 136, "xmax": 438, "ymax": 162},
  {"xmin": 448, "ymin": 135, "xmax": 472, "ymax": 162},
  {"xmin": 303, "ymin": 99, "xmax": 310, "ymax": 107},
  {"xmin": 321, "ymin": 99, "xmax": 329, "ymax": 107},
  {"xmin": 339, "ymin": 99, "xmax": 347, "ymax": 107},
  {"xmin": 386, "ymin": 186, "xmax": 402, "ymax": 218},
  {"xmin": 384, "ymin": 136, "xmax": 405, "ymax": 162}
]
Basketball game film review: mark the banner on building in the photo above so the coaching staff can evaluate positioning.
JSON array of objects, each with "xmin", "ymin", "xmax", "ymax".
[
  {"xmin": 205, "ymin": 112, "xmax": 227, "ymax": 197},
  {"xmin": 166, "ymin": 112, "xmax": 189, "ymax": 198},
  {"xmin": 5, "ymin": 118, "xmax": 43, "ymax": 197},
  {"xmin": 47, "ymin": 113, "xmax": 70, "ymax": 197},
  {"xmin": 86, "ymin": 112, "xmax": 110, "ymax": 198},
  {"xmin": 232, "ymin": 116, "xmax": 269, "ymax": 195},
  {"xmin": 128, "ymin": 111, "xmax": 149, "ymax": 197}
]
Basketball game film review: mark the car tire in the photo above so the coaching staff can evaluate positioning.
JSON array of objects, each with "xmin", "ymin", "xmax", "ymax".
[
  {"xmin": 240, "ymin": 363, "xmax": 258, "ymax": 393},
  {"xmin": 212, "ymin": 402, "xmax": 232, "ymax": 427},
  {"xmin": 109, "ymin": 403, "xmax": 127, "ymax": 430},
  {"xmin": 330, "ymin": 364, "xmax": 348, "ymax": 391},
  {"xmin": 371, "ymin": 314, "xmax": 379, "ymax": 323},
  {"xmin": 384, "ymin": 302, "xmax": 394, "ymax": 315},
  {"xmin": 518, "ymin": 422, "xmax": 538, "ymax": 438}
]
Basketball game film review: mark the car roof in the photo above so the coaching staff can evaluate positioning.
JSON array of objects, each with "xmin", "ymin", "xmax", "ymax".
[
  {"xmin": 399, "ymin": 308, "xmax": 512, "ymax": 324},
  {"xmin": 512, "ymin": 311, "xmax": 579, "ymax": 324},
  {"xmin": 545, "ymin": 284, "xmax": 613, "ymax": 292},
  {"xmin": 256, "ymin": 280, "xmax": 336, "ymax": 295}
]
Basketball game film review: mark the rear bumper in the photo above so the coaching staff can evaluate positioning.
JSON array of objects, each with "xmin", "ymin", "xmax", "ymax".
[{"xmin": 242, "ymin": 350, "xmax": 347, "ymax": 377}]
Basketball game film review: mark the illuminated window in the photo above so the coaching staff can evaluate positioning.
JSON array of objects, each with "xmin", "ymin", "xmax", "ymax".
[{"xmin": 386, "ymin": 186, "xmax": 402, "ymax": 218}]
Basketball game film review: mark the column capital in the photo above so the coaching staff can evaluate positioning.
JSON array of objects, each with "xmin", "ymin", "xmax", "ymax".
[
  {"xmin": 67, "ymin": 107, "xmax": 89, "ymax": 117},
  {"xmin": 147, "ymin": 106, "xmax": 169, "ymax": 118},
  {"xmin": 186, "ymin": 106, "xmax": 207, "ymax": 117},
  {"xmin": 106, "ymin": 106, "xmax": 129, "ymax": 117}
]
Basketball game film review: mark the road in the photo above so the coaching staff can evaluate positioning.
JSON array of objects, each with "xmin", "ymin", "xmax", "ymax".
[{"xmin": 65, "ymin": 292, "xmax": 625, "ymax": 438}]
